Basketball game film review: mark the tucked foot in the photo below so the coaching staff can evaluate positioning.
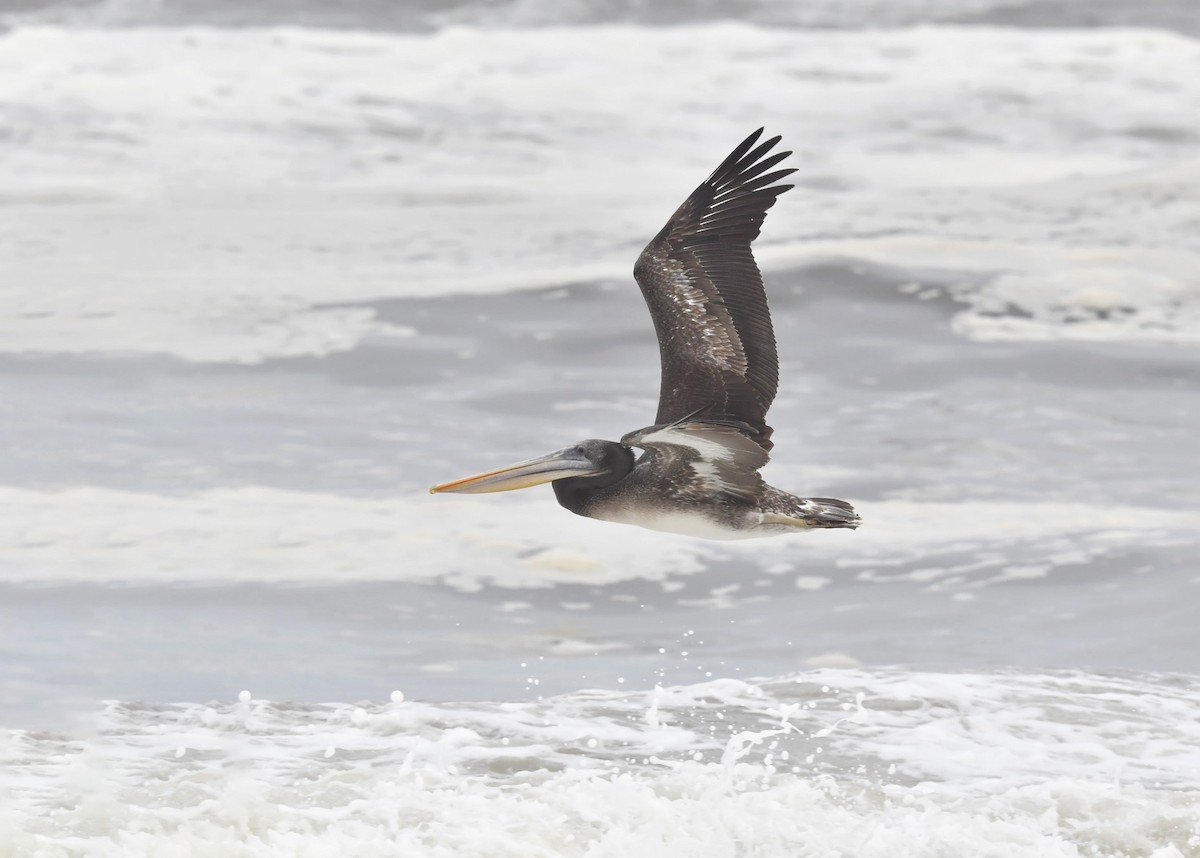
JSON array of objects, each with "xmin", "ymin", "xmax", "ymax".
[
  {"xmin": 797, "ymin": 497, "xmax": 860, "ymax": 529},
  {"xmin": 761, "ymin": 495, "xmax": 861, "ymax": 531}
]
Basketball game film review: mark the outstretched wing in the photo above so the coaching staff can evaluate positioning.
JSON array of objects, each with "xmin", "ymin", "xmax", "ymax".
[
  {"xmin": 633, "ymin": 129, "xmax": 795, "ymax": 453},
  {"xmin": 622, "ymin": 420, "xmax": 770, "ymax": 502}
]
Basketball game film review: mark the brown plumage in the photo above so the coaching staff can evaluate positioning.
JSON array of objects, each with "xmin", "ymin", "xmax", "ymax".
[
  {"xmin": 430, "ymin": 130, "xmax": 860, "ymax": 539},
  {"xmin": 633, "ymin": 128, "xmax": 794, "ymax": 453}
]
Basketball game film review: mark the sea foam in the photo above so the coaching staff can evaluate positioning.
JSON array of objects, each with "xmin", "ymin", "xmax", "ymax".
[
  {"xmin": 3, "ymin": 668, "xmax": 1198, "ymax": 856},
  {"xmin": 2, "ymin": 486, "xmax": 1195, "ymax": 588},
  {"xmin": 2, "ymin": 24, "xmax": 1198, "ymax": 361}
]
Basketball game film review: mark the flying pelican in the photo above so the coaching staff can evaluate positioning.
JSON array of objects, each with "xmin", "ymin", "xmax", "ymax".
[{"xmin": 430, "ymin": 129, "xmax": 860, "ymax": 539}]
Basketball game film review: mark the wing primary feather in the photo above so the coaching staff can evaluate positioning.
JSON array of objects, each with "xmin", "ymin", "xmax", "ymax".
[
  {"xmin": 728, "ymin": 136, "xmax": 783, "ymax": 177},
  {"xmin": 720, "ymin": 149, "xmax": 791, "ymax": 187},
  {"xmin": 728, "ymin": 168, "xmax": 797, "ymax": 196},
  {"xmin": 707, "ymin": 128, "xmax": 766, "ymax": 180}
]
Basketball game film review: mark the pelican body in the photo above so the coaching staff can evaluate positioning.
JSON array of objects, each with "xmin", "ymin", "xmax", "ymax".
[{"xmin": 431, "ymin": 130, "xmax": 860, "ymax": 539}]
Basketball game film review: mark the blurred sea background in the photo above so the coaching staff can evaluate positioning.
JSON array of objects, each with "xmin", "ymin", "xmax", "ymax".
[{"xmin": 2, "ymin": 0, "xmax": 1199, "ymax": 853}]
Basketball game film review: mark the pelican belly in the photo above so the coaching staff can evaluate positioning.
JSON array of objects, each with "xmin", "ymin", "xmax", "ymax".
[{"xmin": 590, "ymin": 505, "xmax": 772, "ymax": 541}]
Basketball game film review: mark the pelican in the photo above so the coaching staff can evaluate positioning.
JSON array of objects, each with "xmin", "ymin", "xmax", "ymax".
[{"xmin": 430, "ymin": 129, "xmax": 860, "ymax": 539}]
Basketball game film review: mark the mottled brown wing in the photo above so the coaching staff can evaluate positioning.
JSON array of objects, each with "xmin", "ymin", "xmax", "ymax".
[
  {"xmin": 632, "ymin": 128, "xmax": 795, "ymax": 453},
  {"xmin": 622, "ymin": 421, "xmax": 770, "ymax": 502}
]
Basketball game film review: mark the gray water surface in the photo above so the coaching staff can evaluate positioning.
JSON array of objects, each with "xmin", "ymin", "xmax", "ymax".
[{"xmin": 3, "ymin": 264, "xmax": 1196, "ymax": 730}]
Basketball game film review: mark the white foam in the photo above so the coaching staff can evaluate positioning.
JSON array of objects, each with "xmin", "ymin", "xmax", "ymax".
[
  {"xmin": 1, "ymin": 24, "xmax": 1198, "ymax": 361},
  {"xmin": 0, "ymin": 486, "xmax": 705, "ymax": 587},
  {"xmin": 768, "ymin": 233, "xmax": 1200, "ymax": 345},
  {"xmin": 2, "ymin": 486, "xmax": 1195, "ymax": 586},
  {"xmin": 2, "ymin": 668, "xmax": 1198, "ymax": 854}
]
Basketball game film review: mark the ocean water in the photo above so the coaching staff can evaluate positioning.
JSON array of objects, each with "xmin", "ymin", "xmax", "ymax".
[{"xmin": 2, "ymin": 0, "xmax": 1199, "ymax": 854}]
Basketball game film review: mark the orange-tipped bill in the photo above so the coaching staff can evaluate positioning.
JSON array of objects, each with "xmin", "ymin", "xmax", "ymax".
[{"xmin": 429, "ymin": 447, "xmax": 602, "ymax": 494}]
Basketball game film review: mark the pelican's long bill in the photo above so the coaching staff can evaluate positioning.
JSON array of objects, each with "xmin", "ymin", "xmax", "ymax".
[{"xmin": 429, "ymin": 447, "xmax": 603, "ymax": 495}]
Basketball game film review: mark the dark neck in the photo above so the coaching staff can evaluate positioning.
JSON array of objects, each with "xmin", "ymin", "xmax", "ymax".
[{"xmin": 552, "ymin": 445, "xmax": 635, "ymax": 517}]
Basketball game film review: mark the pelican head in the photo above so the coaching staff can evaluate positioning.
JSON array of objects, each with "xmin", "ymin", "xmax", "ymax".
[{"xmin": 430, "ymin": 439, "xmax": 634, "ymax": 496}]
